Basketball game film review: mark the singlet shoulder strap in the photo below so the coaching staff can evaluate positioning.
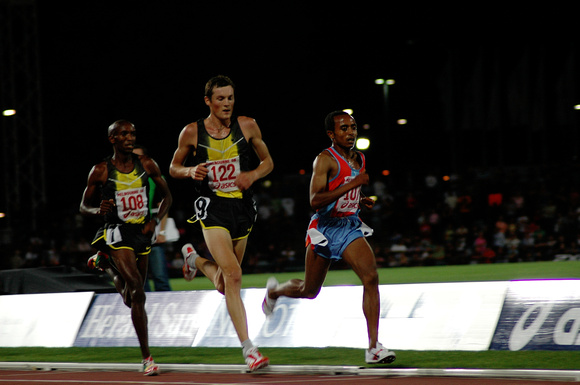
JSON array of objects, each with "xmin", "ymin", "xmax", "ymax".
[
  {"xmin": 358, "ymin": 151, "xmax": 365, "ymax": 169},
  {"xmin": 325, "ymin": 147, "xmax": 345, "ymax": 184}
]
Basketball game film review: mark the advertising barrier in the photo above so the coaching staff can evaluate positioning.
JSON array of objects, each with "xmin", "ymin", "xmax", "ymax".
[
  {"xmin": 490, "ymin": 279, "xmax": 580, "ymax": 351},
  {"xmin": 0, "ymin": 292, "xmax": 94, "ymax": 347},
  {"xmin": 71, "ymin": 281, "xmax": 512, "ymax": 350},
  {"xmin": 75, "ymin": 290, "xmax": 222, "ymax": 347},
  {"xmin": 2, "ymin": 280, "xmax": 579, "ymax": 351}
]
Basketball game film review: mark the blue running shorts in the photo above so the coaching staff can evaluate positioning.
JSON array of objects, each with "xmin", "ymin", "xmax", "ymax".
[{"xmin": 305, "ymin": 214, "xmax": 373, "ymax": 261}]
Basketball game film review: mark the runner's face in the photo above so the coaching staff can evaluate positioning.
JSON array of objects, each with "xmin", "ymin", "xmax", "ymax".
[
  {"xmin": 111, "ymin": 124, "xmax": 136, "ymax": 153},
  {"xmin": 330, "ymin": 115, "xmax": 357, "ymax": 149},
  {"xmin": 206, "ymin": 86, "xmax": 235, "ymax": 121}
]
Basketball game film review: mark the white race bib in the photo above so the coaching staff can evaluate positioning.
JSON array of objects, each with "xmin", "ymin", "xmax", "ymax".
[
  {"xmin": 335, "ymin": 176, "xmax": 361, "ymax": 215},
  {"xmin": 206, "ymin": 157, "xmax": 241, "ymax": 193},
  {"xmin": 115, "ymin": 186, "xmax": 148, "ymax": 223}
]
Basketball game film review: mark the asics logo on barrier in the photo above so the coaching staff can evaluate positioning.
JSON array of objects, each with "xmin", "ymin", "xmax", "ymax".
[{"xmin": 509, "ymin": 303, "xmax": 580, "ymax": 350}]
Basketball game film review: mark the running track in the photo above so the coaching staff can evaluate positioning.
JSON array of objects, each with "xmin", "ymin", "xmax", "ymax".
[{"xmin": 1, "ymin": 364, "xmax": 579, "ymax": 384}]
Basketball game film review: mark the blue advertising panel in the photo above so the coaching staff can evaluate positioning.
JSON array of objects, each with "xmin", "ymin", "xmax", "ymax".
[
  {"xmin": 74, "ymin": 291, "xmax": 221, "ymax": 347},
  {"xmin": 490, "ymin": 280, "xmax": 580, "ymax": 351}
]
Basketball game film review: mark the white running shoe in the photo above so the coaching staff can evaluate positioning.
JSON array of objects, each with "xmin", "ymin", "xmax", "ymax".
[
  {"xmin": 181, "ymin": 243, "xmax": 198, "ymax": 282},
  {"xmin": 142, "ymin": 356, "xmax": 160, "ymax": 376},
  {"xmin": 245, "ymin": 347, "xmax": 269, "ymax": 372},
  {"xmin": 365, "ymin": 342, "xmax": 396, "ymax": 364},
  {"xmin": 261, "ymin": 277, "xmax": 278, "ymax": 316}
]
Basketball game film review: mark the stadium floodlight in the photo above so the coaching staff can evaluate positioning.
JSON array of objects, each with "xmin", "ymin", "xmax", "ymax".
[
  {"xmin": 375, "ymin": 78, "xmax": 395, "ymax": 85},
  {"xmin": 356, "ymin": 137, "xmax": 370, "ymax": 150}
]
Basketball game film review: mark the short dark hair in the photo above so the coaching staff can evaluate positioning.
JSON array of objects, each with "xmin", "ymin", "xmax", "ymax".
[
  {"xmin": 324, "ymin": 111, "xmax": 351, "ymax": 133},
  {"xmin": 108, "ymin": 120, "xmax": 134, "ymax": 137},
  {"xmin": 204, "ymin": 75, "xmax": 235, "ymax": 99}
]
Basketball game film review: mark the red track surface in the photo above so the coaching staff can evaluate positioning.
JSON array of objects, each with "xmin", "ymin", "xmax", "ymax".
[{"xmin": 0, "ymin": 370, "xmax": 578, "ymax": 385}]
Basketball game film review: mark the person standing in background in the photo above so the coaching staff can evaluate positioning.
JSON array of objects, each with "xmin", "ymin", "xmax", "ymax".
[{"xmin": 133, "ymin": 144, "xmax": 172, "ymax": 292}]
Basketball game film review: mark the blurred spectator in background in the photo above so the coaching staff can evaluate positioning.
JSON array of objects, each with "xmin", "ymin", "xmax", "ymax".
[{"xmin": 134, "ymin": 144, "xmax": 173, "ymax": 292}]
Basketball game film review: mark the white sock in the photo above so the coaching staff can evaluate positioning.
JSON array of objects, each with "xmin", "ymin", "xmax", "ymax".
[
  {"xmin": 187, "ymin": 250, "xmax": 198, "ymax": 268},
  {"xmin": 242, "ymin": 339, "xmax": 254, "ymax": 356}
]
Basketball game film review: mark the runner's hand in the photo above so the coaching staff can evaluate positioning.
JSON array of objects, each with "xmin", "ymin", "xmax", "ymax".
[{"xmin": 98, "ymin": 199, "xmax": 115, "ymax": 215}]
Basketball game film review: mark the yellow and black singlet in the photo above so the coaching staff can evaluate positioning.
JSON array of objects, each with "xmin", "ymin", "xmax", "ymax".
[
  {"xmin": 101, "ymin": 154, "xmax": 151, "ymax": 225},
  {"xmin": 193, "ymin": 117, "xmax": 252, "ymax": 199}
]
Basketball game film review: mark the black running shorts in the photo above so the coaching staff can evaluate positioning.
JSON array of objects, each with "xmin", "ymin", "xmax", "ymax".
[
  {"xmin": 189, "ymin": 196, "xmax": 257, "ymax": 240},
  {"xmin": 91, "ymin": 223, "xmax": 152, "ymax": 255}
]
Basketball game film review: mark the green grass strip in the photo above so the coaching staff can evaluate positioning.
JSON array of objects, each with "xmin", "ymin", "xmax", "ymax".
[
  {"xmin": 1, "ymin": 347, "xmax": 579, "ymax": 370},
  {"xmin": 168, "ymin": 261, "xmax": 580, "ymax": 291}
]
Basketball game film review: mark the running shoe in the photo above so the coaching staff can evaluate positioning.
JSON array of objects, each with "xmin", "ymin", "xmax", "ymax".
[
  {"xmin": 365, "ymin": 342, "xmax": 396, "ymax": 364},
  {"xmin": 244, "ymin": 347, "xmax": 269, "ymax": 372},
  {"xmin": 181, "ymin": 243, "xmax": 198, "ymax": 281},
  {"xmin": 142, "ymin": 356, "xmax": 160, "ymax": 376},
  {"xmin": 87, "ymin": 252, "xmax": 108, "ymax": 271},
  {"xmin": 261, "ymin": 277, "xmax": 278, "ymax": 316}
]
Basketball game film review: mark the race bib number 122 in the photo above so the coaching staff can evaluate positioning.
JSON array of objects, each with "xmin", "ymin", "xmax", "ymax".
[{"xmin": 207, "ymin": 157, "xmax": 241, "ymax": 193}]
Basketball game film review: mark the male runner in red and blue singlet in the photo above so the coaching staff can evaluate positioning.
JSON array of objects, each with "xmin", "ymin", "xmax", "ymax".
[{"xmin": 262, "ymin": 111, "xmax": 396, "ymax": 365}]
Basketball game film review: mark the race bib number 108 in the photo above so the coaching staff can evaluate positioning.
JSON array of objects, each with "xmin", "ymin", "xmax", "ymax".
[{"xmin": 115, "ymin": 187, "xmax": 148, "ymax": 223}]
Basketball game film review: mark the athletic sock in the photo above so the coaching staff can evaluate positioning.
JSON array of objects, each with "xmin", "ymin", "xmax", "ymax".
[
  {"xmin": 187, "ymin": 250, "xmax": 199, "ymax": 268},
  {"xmin": 241, "ymin": 339, "xmax": 254, "ymax": 356}
]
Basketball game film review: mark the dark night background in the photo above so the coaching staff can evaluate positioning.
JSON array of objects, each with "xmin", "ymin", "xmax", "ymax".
[
  {"xmin": 34, "ymin": 4, "xmax": 579, "ymax": 203},
  {"xmin": 2, "ymin": 2, "xmax": 580, "ymax": 250}
]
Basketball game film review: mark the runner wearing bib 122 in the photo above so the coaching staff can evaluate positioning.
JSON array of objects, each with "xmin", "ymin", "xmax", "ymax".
[{"xmin": 189, "ymin": 117, "xmax": 256, "ymax": 240}]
